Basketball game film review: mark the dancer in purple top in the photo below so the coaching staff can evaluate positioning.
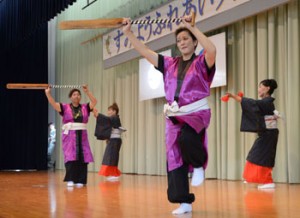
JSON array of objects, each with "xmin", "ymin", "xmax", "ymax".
[
  {"xmin": 45, "ymin": 85, "xmax": 97, "ymax": 187},
  {"xmin": 123, "ymin": 15, "xmax": 216, "ymax": 214}
]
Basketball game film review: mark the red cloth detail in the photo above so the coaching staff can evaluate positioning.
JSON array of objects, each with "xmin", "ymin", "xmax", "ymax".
[
  {"xmin": 221, "ymin": 94, "xmax": 229, "ymax": 102},
  {"xmin": 98, "ymin": 165, "xmax": 121, "ymax": 177},
  {"xmin": 243, "ymin": 161, "xmax": 273, "ymax": 184},
  {"xmin": 238, "ymin": 91, "xmax": 244, "ymax": 97}
]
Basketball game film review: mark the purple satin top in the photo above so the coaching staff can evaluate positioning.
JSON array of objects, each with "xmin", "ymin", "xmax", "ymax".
[
  {"xmin": 163, "ymin": 54, "xmax": 215, "ymax": 171},
  {"xmin": 60, "ymin": 103, "xmax": 94, "ymax": 163}
]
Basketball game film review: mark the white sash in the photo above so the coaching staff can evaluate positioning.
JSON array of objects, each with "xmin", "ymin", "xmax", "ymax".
[
  {"xmin": 264, "ymin": 110, "xmax": 282, "ymax": 129},
  {"xmin": 164, "ymin": 98, "xmax": 209, "ymax": 117},
  {"xmin": 264, "ymin": 115, "xmax": 277, "ymax": 129},
  {"xmin": 62, "ymin": 122, "xmax": 87, "ymax": 135},
  {"xmin": 110, "ymin": 127, "xmax": 127, "ymax": 138}
]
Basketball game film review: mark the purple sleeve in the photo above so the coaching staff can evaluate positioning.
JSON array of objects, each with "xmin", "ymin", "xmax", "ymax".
[{"xmin": 82, "ymin": 103, "xmax": 91, "ymax": 117}]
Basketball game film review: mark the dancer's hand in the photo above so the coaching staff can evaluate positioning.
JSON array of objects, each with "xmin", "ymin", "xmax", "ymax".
[
  {"xmin": 93, "ymin": 108, "xmax": 99, "ymax": 118},
  {"xmin": 82, "ymin": 84, "xmax": 88, "ymax": 93},
  {"xmin": 181, "ymin": 14, "xmax": 194, "ymax": 29},
  {"xmin": 221, "ymin": 93, "xmax": 230, "ymax": 102},
  {"xmin": 122, "ymin": 18, "xmax": 132, "ymax": 34},
  {"xmin": 45, "ymin": 86, "xmax": 51, "ymax": 95}
]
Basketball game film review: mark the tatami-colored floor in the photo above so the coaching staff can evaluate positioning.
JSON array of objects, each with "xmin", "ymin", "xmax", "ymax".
[{"xmin": 0, "ymin": 170, "xmax": 299, "ymax": 218}]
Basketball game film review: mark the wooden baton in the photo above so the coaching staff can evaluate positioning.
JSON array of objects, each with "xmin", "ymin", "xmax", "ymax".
[
  {"xmin": 59, "ymin": 12, "xmax": 196, "ymax": 30},
  {"xmin": 6, "ymin": 83, "xmax": 82, "ymax": 89}
]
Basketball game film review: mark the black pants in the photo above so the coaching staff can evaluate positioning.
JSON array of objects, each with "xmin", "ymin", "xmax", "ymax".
[
  {"xmin": 64, "ymin": 161, "xmax": 88, "ymax": 184},
  {"xmin": 167, "ymin": 124, "xmax": 207, "ymax": 203},
  {"xmin": 178, "ymin": 124, "xmax": 207, "ymax": 168},
  {"xmin": 167, "ymin": 163, "xmax": 195, "ymax": 203}
]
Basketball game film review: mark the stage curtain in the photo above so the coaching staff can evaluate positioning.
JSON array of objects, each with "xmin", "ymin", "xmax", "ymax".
[
  {"xmin": 0, "ymin": 0, "xmax": 77, "ymax": 53},
  {"xmin": 0, "ymin": 25, "xmax": 48, "ymax": 170}
]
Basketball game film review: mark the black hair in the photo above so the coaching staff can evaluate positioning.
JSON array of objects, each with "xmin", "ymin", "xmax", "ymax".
[
  {"xmin": 175, "ymin": 27, "xmax": 197, "ymax": 50},
  {"xmin": 108, "ymin": 102, "xmax": 119, "ymax": 115},
  {"xmin": 68, "ymin": 89, "xmax": 81, "ymax": 98},
  {"xmin": 260, "ymin": 79, "xmax": 278, "ymax": 95}
]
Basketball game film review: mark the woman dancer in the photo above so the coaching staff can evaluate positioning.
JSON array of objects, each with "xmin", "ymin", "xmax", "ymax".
[
  {"xmin": 123, "ymin": 14, "xmax": 216, "ymax": 214},
  {"xmin": 226, "ymin": 79, "xmax": 279, "ymax": 189},
  {"xmin": 45, "ymin": 85, "xmax": 97, "ymax": 187},
  {"xmin": 94, "ymin": 103, "xmax": 126, "ymax": 181}
]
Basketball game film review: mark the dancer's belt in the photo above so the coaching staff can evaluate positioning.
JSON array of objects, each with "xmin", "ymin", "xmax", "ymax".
[
  {"xmin": 110, "ymin": 127, "xmax": 126, "ymax": 138},
  {"xmin": 62, "ymin": 122, "xmax": 87, "ymax": 134},
  {"xmin": 264, "ymin": 116, "xmax": 277, "ymax": 129},
  {"xmin": 264, "ymin": 110, "xmax": 281, "ymax": 129},
  {"xmin": 164, "ymin": 98, "xmax": 209, "ymax": 117}
]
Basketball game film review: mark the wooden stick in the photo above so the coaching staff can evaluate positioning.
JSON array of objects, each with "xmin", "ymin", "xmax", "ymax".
[
  {"xmin": 60, "ymin": 12, "xmax": 196, "ymax": 30},
  {"xmin": 6, "ymin": 83, "xmax": 82, "ymax": 90},
  {"xmin": 60, "ymin": 18, "xmax": 124, "ymax": 30}
]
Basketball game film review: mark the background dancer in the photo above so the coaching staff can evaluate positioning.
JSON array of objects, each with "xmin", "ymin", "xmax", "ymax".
[
  {"xmin": 94, "ymin": 103, "xmax": 126, "ymax": 181},
  {"xmin": 45, "ymin": 85, "xmax": 97, "ymax": 187},
  {"xmin": 225, "ymin": 79, "xmax": 279, "ymax": 189}
]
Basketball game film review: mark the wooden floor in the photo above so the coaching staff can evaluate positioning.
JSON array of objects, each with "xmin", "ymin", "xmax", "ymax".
[{"xmin": 0, "ymin": 170, "xmax": 299, "ymax": 218}]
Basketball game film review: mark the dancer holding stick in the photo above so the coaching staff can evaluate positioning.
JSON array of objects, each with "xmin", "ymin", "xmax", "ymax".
[
  {"xmin": 45, "ymin": 85, "xmax": 97, "ymax": 187},
  {"xmin": 122, "ymin": 14, "xmax": 216, "ymax": 215}
]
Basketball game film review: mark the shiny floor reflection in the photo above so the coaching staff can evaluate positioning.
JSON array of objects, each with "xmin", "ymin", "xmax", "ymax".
[{"xmin": 0, "ymin": 170, "xmax": 299, "ymax": 218}]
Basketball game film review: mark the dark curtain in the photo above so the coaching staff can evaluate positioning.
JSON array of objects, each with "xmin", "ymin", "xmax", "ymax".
[
  {"xmin": 0, "ymin": 0, "xmax": 77, "ymax": 170},
  {"xmin": 0, "ymin": 25, "xmax": 48, "ymax": 170},
  {"xmin": 0, "ymin": 0, "xmax": 77, "ymax": 53}
]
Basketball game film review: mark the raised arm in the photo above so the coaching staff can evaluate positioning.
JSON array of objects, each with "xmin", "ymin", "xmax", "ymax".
[
  {"xmin": 183, "ymin": 15, "xmax": 216, "ymax": 68},
  {"xmin": 45, "ymin": 87, "xmax": 61, "ymax": 112},
  {"xmin": 122, "ymin": 18, "xmax": 158, "ymax": 67},
  {"xmin": 82, "ymin": 85, "xmax": 97, "ymax": 110}
]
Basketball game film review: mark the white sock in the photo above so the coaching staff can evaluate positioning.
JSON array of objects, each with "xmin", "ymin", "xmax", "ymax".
[
  {"xmin": 191, "ymin": 167, "xmax": 204, "ymax": 186},
  {"xmin": 257, "ymin": 183, "xmax": 275, "ymax": 189},
  {"xmin": 67, "ymin": 181, "xmax": 74, "ymax": 187},
  {"xmin": 106, "ymin": 176, "xmax": 119, "ymax": 181},
  {"xmin": 75, "ymin": 183, "xmax": 84, "ymax": 187},
  {"xmin": 172, "ymin": 203, "xmax": 192, "ymax": 215}
]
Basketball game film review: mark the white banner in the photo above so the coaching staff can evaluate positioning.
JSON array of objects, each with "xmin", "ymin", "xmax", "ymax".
[{"xmin": 103, "ymin": 0, "xmax": 249, "ymax": 60}]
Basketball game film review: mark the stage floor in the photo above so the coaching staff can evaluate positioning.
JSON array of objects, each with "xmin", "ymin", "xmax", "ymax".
[{"xmin": 0, "ymin": 170, "xmax": 299, "ymax": 218}]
